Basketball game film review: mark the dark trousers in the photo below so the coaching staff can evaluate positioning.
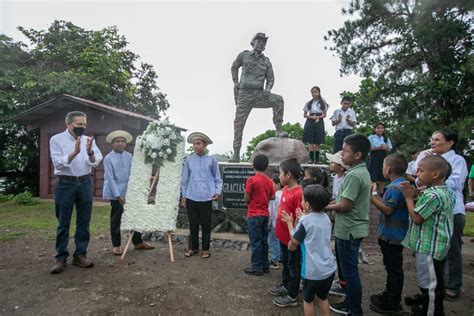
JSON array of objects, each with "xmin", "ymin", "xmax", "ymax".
[
  {"xmin": 379, "ymin": 239, "xmax": 404, "ymax": 304},
  {"xmin": 186, "ymin": 199, "xmax": 212, "ymax": 251},
  {"xmin": 445, "ymin": 213, "xmax": 465, "ymax": 293},
  {"xmin": 334, "ymin": 129, "xmax": 353, "ymax": 153},
  {"xmin": 280, "ymin": 242, "xmax": 301, "ymax": 299},
  {"xmin": 54, "ymin": 177, "xmax": 93, "ymax": 261},
  {"xmin": 336, "ymin": 237, "xmax": 363, "ymax": 316},
  {"xmin": 334, "ymin": 239, "xmax": 346, "ymax": 285},
  {"xmin": 110, "ymin": 200, "xmax": 143, "ymax": 247},
  {"xmin": 248, "ymin": 216, "xmax": 269, "ymax": 272}
]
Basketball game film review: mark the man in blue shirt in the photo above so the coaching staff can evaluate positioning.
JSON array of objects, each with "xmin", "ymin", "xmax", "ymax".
[{"xmin": 103, "ymin": 130, "xmax": 154, "ymax": 256}]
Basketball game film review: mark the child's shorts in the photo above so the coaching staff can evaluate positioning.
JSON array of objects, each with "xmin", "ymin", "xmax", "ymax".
[{"xmin": 302, "ymin": 273, "xmax": 335, "ymax": 303}]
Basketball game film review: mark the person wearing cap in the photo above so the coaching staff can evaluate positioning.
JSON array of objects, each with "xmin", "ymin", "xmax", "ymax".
[
  {"xmin": 331, "ymin": 96, "xmax": 356, "ymax": 153},
  {"xmin": 325, "ymin": 151, "xmax": 349, "ymax": 299},
  {"xmin": 230, "ymin": 32, "xmax": 285, "ymax": 162},
  {"xmin": 180, "ymin": 132, "xmax": 222, "ymax": 258},
  {"xmin": 50, "ymin": 111, "xmax": 103, "ymax": 274},
  {"xmin": 103, "ymin": 130, "xmax": 154, "ymax": 256}
]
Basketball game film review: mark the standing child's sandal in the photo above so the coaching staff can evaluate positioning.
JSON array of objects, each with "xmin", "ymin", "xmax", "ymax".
[
  {"xmin": 184, "ymin": 249, "xmax": 199, "ymax": 257},
  {"xmin": 201, "ymin": 251, "xmax": 211, "ymax": 259}
]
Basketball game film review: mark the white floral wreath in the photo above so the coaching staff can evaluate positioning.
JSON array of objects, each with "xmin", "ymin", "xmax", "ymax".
[{"xmin": 122, "ymin": 119, "xmax": 185, "ymax": 233}]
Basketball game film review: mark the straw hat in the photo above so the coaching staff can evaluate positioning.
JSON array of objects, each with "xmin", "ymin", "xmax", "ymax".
[
  {"xmin": 187, "ymin": 132, "xmax": 213, "ymax": 145},
  {"xmin": 325, "ymin": 151, "xmax": 349, "ymax": 169},
  {"xmin": 106, "ymin": 130, "xmax": 133, "ymax": 144}
]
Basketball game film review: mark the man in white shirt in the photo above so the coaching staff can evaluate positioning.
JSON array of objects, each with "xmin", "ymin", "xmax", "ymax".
[
  {"xmin": 331, "ymin": 96, "xmax": 356, "ymax": 153},
  {"xmin": 49, "ymin": 111, "xmax": 103, "ymax": 274}
]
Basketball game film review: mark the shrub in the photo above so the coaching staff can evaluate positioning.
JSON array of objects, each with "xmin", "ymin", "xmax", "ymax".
[
  {"xmin": 14, "ymin": 192, "xmax": 39, "ymax": 206},
  {"xmin": 0, "ymin": 194, "xmax": 14, "ymax": 203}
]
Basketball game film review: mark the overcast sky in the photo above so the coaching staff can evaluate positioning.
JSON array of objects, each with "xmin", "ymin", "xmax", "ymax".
[{"xmin": 1, "ymin": 0, "xmax": 362, "ymax": 154}]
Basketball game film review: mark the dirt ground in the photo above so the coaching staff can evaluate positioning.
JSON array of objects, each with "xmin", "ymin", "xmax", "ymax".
[{"xmin": 0, "ymin": 234, "xmax": 473, "ymax": 315}]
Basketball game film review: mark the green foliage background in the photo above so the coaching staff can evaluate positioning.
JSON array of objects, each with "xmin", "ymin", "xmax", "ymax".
[{"xmin": 0, "ymin": 20, "xmax": 170, "ymax": 193}]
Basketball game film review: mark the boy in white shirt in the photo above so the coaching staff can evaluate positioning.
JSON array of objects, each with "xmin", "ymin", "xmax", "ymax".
[{"xmin": 331, "ymin": 96, "xmax": 356, "ymax": 153}]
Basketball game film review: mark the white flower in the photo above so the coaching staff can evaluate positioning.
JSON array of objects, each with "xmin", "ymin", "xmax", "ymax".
[
  {"xmin": 163, "ymin": 154, "xmax": 168, "ymax": 159},
  {"xmin": 146, "ymin": 135, "xmax": 160, "ymax": 149},
  {"xmin": 151, "ymin": 152, "xmax": 157, "ymax": 159},
  {"xmin": 169, "ymin": 133, "xmax": 177, "ymax": 140},
  {"xmin": 163, "ymin": 138, "xmax": 170, "ymax": 146},
  {"xmin": 166, "ymin": 148, "xmax": 172, "ymax": 154},
  {"xmin": 158, "ymin": 151, "xmax": 164, "ymax": 157}
]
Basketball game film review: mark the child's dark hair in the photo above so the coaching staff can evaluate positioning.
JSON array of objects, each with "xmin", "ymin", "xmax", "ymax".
[
  {"xmin": 272, "ymin": 174, "xmax": 282, "ymax": 188},
  {"xmin": 434, "ymin": 129, "xmax": 459, "ymax": 152},
  {"xmin": 409, "ymin": 149, "xmax": 420, "ymax": 156},
  {"xmin": 301, "ymin": 178, "xmax": 318, "ymax": 189},
  {"xmin": 304, "ymin": 184, "xmax": 331, "ymax": 212},
  {"xmin": 343, "ymin": 134, "xmax": 371, "ymax": 160},
  {"xmin": 304, "ymin": 167, "xmax": 329, "ymax": 187},
  {"xmin": 420, "ymin": 156, "xmax": 452, "ymax": 180},
  {"xmin": 308, "ymin": 86, "xmax": 328, "ymax": 112},
  {"xmin": 280, "ymin": 158, "xmax": 302, "ymax": 181},
  {"xmin": 384, "ymin": 154, "xmax": 408, "ymax": 176},
  {"xmin": 253, "ymin": 154, "xmax": 269, "ymax": 172},
  {"xmin": 340, "ymin": 96, "xmax": 351, "ymax": 103},
  {"xmin": 372, "ymin": 122, "xmax": 388, "ymax": 143}
]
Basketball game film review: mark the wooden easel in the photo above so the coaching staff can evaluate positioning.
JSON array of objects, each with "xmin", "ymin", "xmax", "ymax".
[{"xmin": 120, "ymin": 168, "xmax": 175, "ymax": 262}]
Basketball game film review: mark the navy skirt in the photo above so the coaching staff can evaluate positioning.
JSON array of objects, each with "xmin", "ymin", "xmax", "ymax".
[
  {"xmin": 368, "ymin": 150, "xmax": 387, "ymax": 182},
  {"xmin": 303, "ymin": 118, "xmax": 325, "ymax": 145}
]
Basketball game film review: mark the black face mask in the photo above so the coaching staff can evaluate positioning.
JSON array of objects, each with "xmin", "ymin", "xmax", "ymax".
[{"xmin": 73, "ymin": 127, "xmax": 85, "ymax": 136}]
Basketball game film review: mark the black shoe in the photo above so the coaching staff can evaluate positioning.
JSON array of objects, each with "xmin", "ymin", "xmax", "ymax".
[
  {"xmin": 72, "ymin": 254, "xmax": 93, "ymax": 268},
  {"xmin": 263, "ymin": 268, "xmax": 270, "ymax": 273},
  {"xmin": 50, "ymin": 260, "xmax": 66, "ymax": 274},
  {"xmin": 404, "ymin": 293, "xmax": 426, "ymax": 307},
  {"xmin": 370, "ymin": 291, "xmax": 387, "ymax": 305},
  {"xmin": 244, "ymin": 267, "xmax": 263, "ymax": 276},
  {"xmin": 370, "ymin": 302, "xmax": 403, "ymax": 315}
]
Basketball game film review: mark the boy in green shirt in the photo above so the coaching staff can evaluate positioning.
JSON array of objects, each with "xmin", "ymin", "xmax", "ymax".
[
  {"xmin": 401, "ymin": 155, "xmax": 454, "ymax": 316},
  {"xmin": 325, "ymin": 134, "xmax": 371, "ymax": 316}
]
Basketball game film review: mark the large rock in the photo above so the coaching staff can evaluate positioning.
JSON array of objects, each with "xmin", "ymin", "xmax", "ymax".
[{"xmin": 252, "ymin": 133, "xmax": 309, "ymax": 164}]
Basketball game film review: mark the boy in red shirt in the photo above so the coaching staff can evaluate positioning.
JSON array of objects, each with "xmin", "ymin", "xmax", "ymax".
[
  {"xmin": 269, "ymin": 158, "xmax": 304, "ymax": 307},
  {"xmin": 244, "ymin": 154, "xmax": 275, "ymax": 276}
]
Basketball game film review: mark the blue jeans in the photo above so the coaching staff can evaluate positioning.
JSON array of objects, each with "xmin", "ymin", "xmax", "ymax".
[
  {"xmin": 54, "ymin": 177, "xmax": 93, "ymax": 261},
  {"xmin": 336, "ymin": 237, "xmax": 363, "ymax": 316},
  {"xmin": 248, "ymin": 216, "xmax": 269, "ymax": 272},
  {"xmin": 268, "ymin": 224, "xmax": 280, "ymax": 263}
]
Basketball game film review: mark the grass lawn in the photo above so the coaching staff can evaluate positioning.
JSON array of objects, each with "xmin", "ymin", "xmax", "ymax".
[
  {"xmin": 465, "ymin": 211, "xmax": 474, "ymax": 237},
  {"xmin": 0, "ymin": 200, "xmax": 109, "ymax": 241}
]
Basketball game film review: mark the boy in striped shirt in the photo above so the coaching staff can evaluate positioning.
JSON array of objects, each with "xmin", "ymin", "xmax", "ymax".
[{"xmin": 400, "ymin": 155, "xmax": 455, "ymax": 316}]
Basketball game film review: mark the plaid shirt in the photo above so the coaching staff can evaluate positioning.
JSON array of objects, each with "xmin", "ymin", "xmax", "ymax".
[{"xmin": 402, "ymin": 185, "xmax": 454, "ymax": 260}]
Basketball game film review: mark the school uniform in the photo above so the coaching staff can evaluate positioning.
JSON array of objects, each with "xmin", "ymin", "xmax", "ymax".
[
  {"xmin": 302, "ymin": 99, "xmax": 326, "ymax": 145},
  {"xmin": 331, "ymin": 108, "xmax": 356, "ymax": 153},
  {"xmin": 368, "ymin": 134, "xmax": 392, "ymax": 182}
]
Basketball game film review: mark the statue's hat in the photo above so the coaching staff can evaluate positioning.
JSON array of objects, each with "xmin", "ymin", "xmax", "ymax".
[{"xmin": 251, "ymin": 33, "xmax": 268, "ymax": 44}]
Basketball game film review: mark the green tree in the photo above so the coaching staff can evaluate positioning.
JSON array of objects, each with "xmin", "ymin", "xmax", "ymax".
[
  {"xmin": 326, "ymin": 0, "xmax": 474, "ymax": 155},
  {"xmin": 0, "ymin": 20, "xmax": 170, "ymax": 193}
]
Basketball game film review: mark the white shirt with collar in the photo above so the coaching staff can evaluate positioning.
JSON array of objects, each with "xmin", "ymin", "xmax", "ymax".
[
  {"xmin": 50, "ymin": 129, "xmax": 103, "ymax": 176},
  {"xmin": 331, "ymin": 108, "xmax": 357, "ymax": 131},
  {"xmin": 414, "ymin": 149, "xmax": 468, "ymax": 215}
]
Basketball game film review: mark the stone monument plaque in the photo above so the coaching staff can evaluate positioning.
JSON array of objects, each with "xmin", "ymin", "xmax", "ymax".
[{"xmin": 221, "ymin": 165, "xmax": 255, "ymax": 209}]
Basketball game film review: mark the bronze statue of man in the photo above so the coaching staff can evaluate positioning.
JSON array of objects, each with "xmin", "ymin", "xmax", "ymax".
[{"xmin": 230, "ymin": 33, "xmax": 284, "ymax": 162}]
